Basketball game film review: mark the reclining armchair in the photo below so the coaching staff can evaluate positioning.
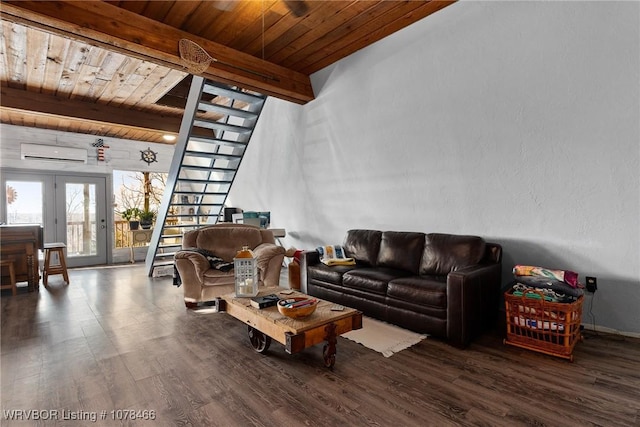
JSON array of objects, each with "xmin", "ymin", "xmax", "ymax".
[{"xmin": 174, "ymin": 223, "xmax": 285, "ymax": 307}]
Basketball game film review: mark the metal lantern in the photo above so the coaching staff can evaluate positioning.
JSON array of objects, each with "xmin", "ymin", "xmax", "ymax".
[{"xmin": 234, "ymin": 246, "xmax": 258, "ymax": 297}]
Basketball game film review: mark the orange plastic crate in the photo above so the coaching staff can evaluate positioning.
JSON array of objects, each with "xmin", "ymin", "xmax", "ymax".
[{"xmin": 504, "ymin": 289, "xmax": 583, "ymax": 361}]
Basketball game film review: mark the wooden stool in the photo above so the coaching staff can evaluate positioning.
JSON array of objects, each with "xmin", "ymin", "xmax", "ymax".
[
  {"xmin": 0, "ymin": 259, "xmax": 18, "ymax": 296},
  {"xmin": 43, "ymin": 243, "xmax": 69, "ymax": 286}
]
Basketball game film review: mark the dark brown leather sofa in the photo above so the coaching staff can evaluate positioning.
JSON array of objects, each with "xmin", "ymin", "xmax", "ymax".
[{"xmin": 301, "ymin": 230, "xmax": 502, "ymax": 348}]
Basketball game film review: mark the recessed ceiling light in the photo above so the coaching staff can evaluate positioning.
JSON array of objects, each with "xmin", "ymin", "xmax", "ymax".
[{"xmin": 163, "ymin": 135, "xmax": 176, "ymax": 142}]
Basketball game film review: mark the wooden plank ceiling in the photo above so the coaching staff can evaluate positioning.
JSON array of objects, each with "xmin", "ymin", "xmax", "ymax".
[{"xmin": 0, "ymin": 1, "xmax": 454, "ymax": 144}]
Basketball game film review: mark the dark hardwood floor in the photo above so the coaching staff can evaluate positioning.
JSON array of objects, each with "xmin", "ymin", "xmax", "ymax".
[{"xmin": 1, "ymin": 264, "xmax": 639, "ymax": 426}]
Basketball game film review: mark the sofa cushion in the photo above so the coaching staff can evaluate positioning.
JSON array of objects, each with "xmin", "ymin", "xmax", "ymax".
[
  {"xmin": 308, "ymin": 263, "xmax": 358, "ymax": 285},
  {"xmin": 387, "ymin": 276, "xmax": 447, "ymax": 309},
  {"xmin": 420, "ymin": 233, "xmax": 486, "ymax": 276},
  {"xmin": 343, "ymin": 267, "xmax": 411, "ymax": 296},
  {"xmin": 202, "ymin": 268, "xmax": 235, "ymax": 287},
  {"xmin": 343, "ymin": 230, "xmax": 382, "ymax": 266},
  {"xmin": 377, "ymin": 231, "xmax": 425, "ymax": 274}
]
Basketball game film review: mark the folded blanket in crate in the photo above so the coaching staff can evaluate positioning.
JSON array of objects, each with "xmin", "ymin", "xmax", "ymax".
[
  {"xmin": 512, "ymin": 289, "xmax": 559, "ymax": 302},
  {"xmin": 513, "ymin": 265, "xmax": 579, "ymax": 288},
  {"xmin": 515, "ymin": 276, "xmax": 584, "ymax": 298},
  {"xmin": 511, "ymin": 282, "xmax": 577, "ymax": 303}
]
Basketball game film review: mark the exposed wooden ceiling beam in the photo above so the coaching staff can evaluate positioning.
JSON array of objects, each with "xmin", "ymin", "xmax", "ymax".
[
  {"xmin": 1, "ymin": 0, "xmax": 315, "ymax": 104},
  {"xmin": 0, "ymin": 86, "xmax": 214, "ymax": 138}
]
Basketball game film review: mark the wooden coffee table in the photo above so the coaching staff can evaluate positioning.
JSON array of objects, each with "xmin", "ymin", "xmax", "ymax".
[{"xmin": 218, "ymin": 287, "xmax": 362, "ymax": 368}]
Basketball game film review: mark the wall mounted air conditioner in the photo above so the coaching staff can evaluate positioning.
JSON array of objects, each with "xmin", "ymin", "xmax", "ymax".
[{"xmin": 21, "ymin": 143, "xmax": 88, "ymax": 163}]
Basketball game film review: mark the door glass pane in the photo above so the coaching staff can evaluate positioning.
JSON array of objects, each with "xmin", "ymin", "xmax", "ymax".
[
  {"xmin": 5, "ymin": 181, "xmax": 43, "ymax": 225},
  {"xmin": 66, "ymin": 183, "xmax": 97, "ymax": 257}
]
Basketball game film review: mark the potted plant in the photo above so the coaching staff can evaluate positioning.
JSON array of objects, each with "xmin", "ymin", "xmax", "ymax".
[
  {"xmin": 121, "ymin": 207, "xmax": 141, "ymax": 230},
  {"xmin": 138, "ymin": 209, "xmax": 155, "ymax": 229}
]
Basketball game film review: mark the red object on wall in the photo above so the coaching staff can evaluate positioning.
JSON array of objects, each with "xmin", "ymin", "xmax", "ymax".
[{"xmin": 97, "ymin": 144, "xmax": 109, "ymax": 161}]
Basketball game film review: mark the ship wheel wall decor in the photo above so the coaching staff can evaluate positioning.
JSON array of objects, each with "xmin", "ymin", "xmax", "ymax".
[{"xmin": 140, "ymin": 147, "xmax": 158, "ymax": 165}]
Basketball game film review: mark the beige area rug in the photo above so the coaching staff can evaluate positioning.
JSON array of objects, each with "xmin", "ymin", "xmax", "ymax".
[{"xmin": 342, "ymin": 317, "xmax": 427, "ymax": 357}]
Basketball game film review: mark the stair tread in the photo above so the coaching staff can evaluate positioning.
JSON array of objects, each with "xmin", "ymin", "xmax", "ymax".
[
  {"xmin": 154, "ymin": 253, "xmax": 176, "ymax": 258},
  {"xmin": 192, "ymin": 119, "xmax": 253, "ymax": 133},
  {"xmin": 184, "ymin": 151, "xmax": 242, "ymax": 159},
  {"xmin": 161, "ymin": 221, "xmax": 214, "ymax": 225},
  {"xmin": 176, "ymin": 179, "xmax": 232, "ymax": 185},
  {"xmin": 202, "ymin": 83, "xmax": 265, "ymax": 104},
  {"xmin": 171, "ymin": 191, "xmax": 228, "ymax": 195},
  {"xmin": 197, "ymin": 100, "xmax": 258, "ymax": 119},
  {"xmin": 180, "ymin": 165, "xmax": 238, "ymax": 172},
  {"xmin": 188, "ymin": 136, "xmax": 248, "ymax": 148},
  {"xmin": 151, "ymin": 261, "xmax": 174, "ymax": 267}
]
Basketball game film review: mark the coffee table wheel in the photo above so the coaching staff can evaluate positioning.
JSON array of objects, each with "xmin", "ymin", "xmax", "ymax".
[
  {"xmin": 248, "ymin": 326, "xmax": 271, "ymax": 353},
  {"xmin": 323, "ymin": 344, "xmax": 336, "ymax": 368}
]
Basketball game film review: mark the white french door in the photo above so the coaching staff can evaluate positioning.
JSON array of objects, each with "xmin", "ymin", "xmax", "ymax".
[
  {"xmin": 54, "ymin": 175, "xmax": 108, "ymax": 267},
  {"xmin": 2, "ymin": 171, "xmax": 109, "ymax": 267}
]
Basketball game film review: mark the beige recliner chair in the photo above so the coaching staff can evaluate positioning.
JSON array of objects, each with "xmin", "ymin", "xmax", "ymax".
[{"xmin": 174, "ymin": 223, "xmax": 285, "ymax": 307}]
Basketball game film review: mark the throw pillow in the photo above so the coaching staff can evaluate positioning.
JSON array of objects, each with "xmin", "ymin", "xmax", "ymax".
[{"xmin": 191, "ymin": 248, "xmax": 234, "ymax": 272}]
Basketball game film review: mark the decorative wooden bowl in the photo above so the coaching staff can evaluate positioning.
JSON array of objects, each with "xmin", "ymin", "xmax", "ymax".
[{"xmin": 277, "ymin": 297, "xmax": 319, "ymax": 319}]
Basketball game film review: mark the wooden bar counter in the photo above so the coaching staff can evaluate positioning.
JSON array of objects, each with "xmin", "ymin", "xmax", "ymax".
[{"xmin": 0, "ymin": 224, "xmax": 43, "ymax": 292}]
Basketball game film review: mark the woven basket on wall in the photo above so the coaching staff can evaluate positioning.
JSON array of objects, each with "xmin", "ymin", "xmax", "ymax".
[{"xmin": 178, "ymin": 39, "xmax": 213, "ymax": 74}]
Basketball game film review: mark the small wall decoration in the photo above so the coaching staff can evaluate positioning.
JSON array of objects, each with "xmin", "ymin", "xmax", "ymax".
[
  {"xmin": 140, "ymin": 147, "xmax": 158, "ymax": 165},
  {"xmin": 6, "ymin": 185, "xmax": 17, "ymax": 205},
  {"xmin": 92, "ymin": 138, "xmax": 110, "ymax": 162}
]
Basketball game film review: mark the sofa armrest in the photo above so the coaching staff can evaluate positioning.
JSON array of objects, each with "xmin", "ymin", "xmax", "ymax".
[
  {"xmin": 300, "ymin": 249, "xmax": 320, "ymax": 266},
  {"xmin": 253, "ymin": 242, "xmax": 285, "ymax": 261},
  {"xmin": 253, "ymin": 243, "xmax": 285, "ymax": 287},
  {"xmin": 174, "ymin": 250, "xmax": 210, "ymax": 278},
  {"xmin": 174, "ymin": 251, "xmax": 211, "ymax": 302},
  {"xmin": 299, "ymin": 250, "xmax": 320, "ymax": 294},
  {"xmin": 446, "ymin": 262, "xmax": 502, "ymax": 348}
]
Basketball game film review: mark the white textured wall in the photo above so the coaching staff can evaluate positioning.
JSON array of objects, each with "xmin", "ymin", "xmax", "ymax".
[{"xmin": 229, "ymin": 1, "xmax": 640, "ymax": 335}]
